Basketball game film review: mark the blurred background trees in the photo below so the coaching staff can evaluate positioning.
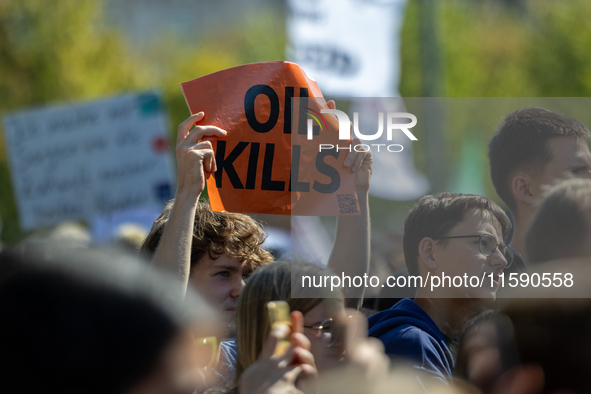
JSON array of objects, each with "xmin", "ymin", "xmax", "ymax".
[{"xmin": 1, "ymin": 0, "xmax": 590, "ymax": 246}]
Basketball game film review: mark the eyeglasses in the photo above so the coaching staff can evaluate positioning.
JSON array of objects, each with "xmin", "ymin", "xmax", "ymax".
[
  {"xmin": 303, "ymin": 318, "xmax": 341, "ymax": 347},
  {"xmin": 194, "ymin": 336, "xmax": 217, "ymax": 370},
  {"xmin": 433, "ymin": 233, "xmax": 516, "ymax": 268}
]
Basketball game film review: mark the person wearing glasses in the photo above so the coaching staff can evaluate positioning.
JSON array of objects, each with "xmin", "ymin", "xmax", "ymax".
[
  {"xmin": 236, "ymin": 261, "xmax": 346, "ymax": 376},
  {"xmin": 368, "ymin": 193, "xmax": 512, "ymax": 384},
  {"xmin": 488, "ymin": 107, "xmax": 591, "ymax": 266},
  {"xmin": 140, "ymin": 109, "xmax": 372, "ymax": 390},
  {"xmin": 234, "ymin": 261, "xmax": 389, "ymax": 388}
]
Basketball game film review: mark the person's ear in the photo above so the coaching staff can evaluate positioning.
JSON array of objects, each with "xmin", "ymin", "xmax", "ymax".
[
  {"xmin": 512, "ymin": 174, "xmax": 536, "ymax": 206},
  {"xmin": 418, "ymin": 238, "xmax": 438, "ymax": 271}
]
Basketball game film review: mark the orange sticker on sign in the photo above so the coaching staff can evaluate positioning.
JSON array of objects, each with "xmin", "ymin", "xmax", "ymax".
[{"xmin": 180, "ymin": 61, "xmax": 358, "ymax": 215}]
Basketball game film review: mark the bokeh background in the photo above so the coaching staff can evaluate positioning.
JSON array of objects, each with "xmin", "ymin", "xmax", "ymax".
[{"xmin": 1, "ymin": 0, "xmax": 590, "ymax": 262}]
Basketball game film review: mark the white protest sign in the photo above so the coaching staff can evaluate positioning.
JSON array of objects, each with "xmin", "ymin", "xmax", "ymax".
[
  {"xmin": 2, "ymin": 92, "xmax": 175, "ymax": 230},
  {"xmin": 287, "ymin": 0, "xmax": 407, "ymax": 97}
]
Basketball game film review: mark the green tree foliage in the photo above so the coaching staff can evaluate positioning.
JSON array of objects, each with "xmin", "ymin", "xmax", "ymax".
[
  {"xmin": 0, "ymin": 0, "xmax": 151, "ymax": 245},
  {"xmin": 400, "ymin": 0, "xmax": 591, "ymax": 98},
  {"xmin": 400, "ymin": 0, "xmax": 591, "ymax": 204},
  {"xmin": 1, "ymin": 0, "xmax": 591, "ymax": 245},
  {"xmin": 145, "ymin": 10, "xmax": 285, "ymax": 137},
  {"xmin": 526, "ymin": 1, "xmax": 591, "ymax": 96},
  {"xmin": 0, "ymin": 0, "xmax": 148, "ymax": 107},
  {"xmin": 0, "ymin": 1, "xmax": 285, "ymax": 246}
]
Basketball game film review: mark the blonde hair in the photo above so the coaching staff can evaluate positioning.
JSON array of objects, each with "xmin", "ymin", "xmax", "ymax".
[{"xmin": 235, "ymin": 261, "xmax": 342, "ymax": 380}]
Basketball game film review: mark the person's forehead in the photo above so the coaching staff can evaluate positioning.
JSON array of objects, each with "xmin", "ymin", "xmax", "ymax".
[
  {"xmin": 303, "ymin": 299, "xmax": 344, "ymax": 324},
  {"xmin": 449, "ymin": 209, "xmax": 503, "ymax": 239},
  {"xmin": 546, "ymin": 136, "xmax": 591, "ymax": 171},
  {"xmin": 199, "ymin": 253, "xmax": 248, "ymax": 270}
]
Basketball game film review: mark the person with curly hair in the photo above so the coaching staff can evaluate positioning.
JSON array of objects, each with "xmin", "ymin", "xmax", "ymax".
[{"xmin": 141, "ymin": 106, "xmax": 373, "ymax": 389}]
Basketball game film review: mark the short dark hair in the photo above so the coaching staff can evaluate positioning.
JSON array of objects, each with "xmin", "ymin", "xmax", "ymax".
[
  {"xmin": 526, "ymin": 178, "xmax": 591, "ymax": 263},
  {"xmin": 140, "ymin": 201, "xmax": 274, "ymax": 270},
  {"xmin": 403, "ymin": 193, "xmax": 511, "ymax": 276},
  {"xmin": 488, "ymin": 108, "xmax": 591, "ymax": 213}
]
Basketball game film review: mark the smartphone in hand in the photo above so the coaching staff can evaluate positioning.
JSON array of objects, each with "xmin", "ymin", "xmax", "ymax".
[{"xmin": 267, "ymin": 301, "xmax": 291, "ymax": 356}]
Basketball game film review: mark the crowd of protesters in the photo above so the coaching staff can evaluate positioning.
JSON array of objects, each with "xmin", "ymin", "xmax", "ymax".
[{"xmin": 1, "ymin": 105, "xmax": 591, "ymax": 394}]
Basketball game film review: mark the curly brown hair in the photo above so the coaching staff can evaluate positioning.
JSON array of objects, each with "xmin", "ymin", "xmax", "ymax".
[{"xmin": 140, "ymin": 201, "xmax": 274, "ymax": 271}]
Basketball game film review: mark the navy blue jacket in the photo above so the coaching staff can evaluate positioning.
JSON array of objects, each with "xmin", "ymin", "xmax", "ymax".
[{"xmin": 367, "ymin": 299, "xmax": 454, "ymax": 383}]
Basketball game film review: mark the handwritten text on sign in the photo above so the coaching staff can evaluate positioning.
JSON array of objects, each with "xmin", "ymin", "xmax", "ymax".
[{"xmin": 2, "ymin": 93, "xmax": 175, "ymax": 230}]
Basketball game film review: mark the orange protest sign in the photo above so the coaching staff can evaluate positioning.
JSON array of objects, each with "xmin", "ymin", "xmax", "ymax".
[{"xmin": 180, "ymin": 61, "xmax": 358, "ymax": 215}]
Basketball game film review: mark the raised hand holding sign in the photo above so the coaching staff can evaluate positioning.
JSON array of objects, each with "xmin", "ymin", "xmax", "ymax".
[{"xmin": 180, "ymin": 61, "xmax": 360, "ymax": 216}]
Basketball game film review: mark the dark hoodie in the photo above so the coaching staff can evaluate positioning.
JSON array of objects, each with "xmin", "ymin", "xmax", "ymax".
[{"xmin": 367, "ymin": 298, "xmax": 454, "ymax": 383}]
